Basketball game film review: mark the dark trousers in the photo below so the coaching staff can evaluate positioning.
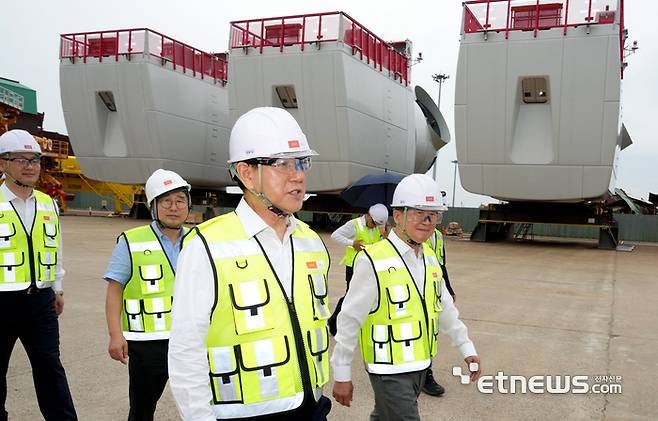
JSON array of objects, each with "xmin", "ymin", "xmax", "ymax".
[
  {"xmin": 239, "ymin": 395, "xmax": 331, "ymax": 420},
  {"xmin": 0, "ymin": 288, "xmax": 77, "ymax": 421},
  {"xmin": 328, "ymin": 265, "xmax": 354, "ymax": 336},
  {"xmin": 127, "ymin": 339, "xmax": 169, "ymax": 421},
  {"xmin": 368, "ymin": 371, "xmax": 426, "ymax": 421}
]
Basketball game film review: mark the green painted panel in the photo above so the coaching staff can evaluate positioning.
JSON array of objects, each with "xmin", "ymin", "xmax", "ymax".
[{"xmin": 0, "ymin": 79, "xmax": 37, "ymax": 114}]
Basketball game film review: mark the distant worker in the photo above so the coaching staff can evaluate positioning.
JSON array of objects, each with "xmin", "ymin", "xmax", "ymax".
[
  {"xmin": 331, "ymin": 174, "xmax": 480, "ymax": 420},
  {"xmin": 169, "ymin": 107, "xmax": 332, "ymax": 420},
  {"xmin": 421, "ymin": 197, "xmax": 457, "ymax": 397},
  {"xmin": 328, "ymin": 204, "xmax": 388, "ymax": 335},
  {"xmin": 0, "ymin": 129, "xmax": 77, "ymax": 421},
  {"xmin": 104, "ymin": 169, "xmax": 191, "ymax": 421}
]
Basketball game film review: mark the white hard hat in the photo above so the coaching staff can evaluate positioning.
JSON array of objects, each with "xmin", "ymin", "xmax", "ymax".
[
  {"xmin": 368, "ymin": 203, "xmax": 389, "ymax": 225},
  {"xmin": 228, "ymin": 107, "xmax": 318, "ymax": 163},
  {"xmin": 391, "ymin": 174, "xmax": 443, "ymax": 211},
  {"xmin": 0, "ymin": 130, "xmax": 42, "ymax": 155},
  {"xmin": 145, "ymin": 169, "xmax": 191, "ymax": 209}
]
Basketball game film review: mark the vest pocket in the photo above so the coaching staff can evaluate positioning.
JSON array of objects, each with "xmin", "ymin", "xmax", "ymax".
[
  {"xmin": 385, "ymin": 284, "xmax": 412, "ymax": 320},
  {"xmin": 433, "ymin": 279, "xmax": 443, "ymax": 312},
  {"xmin": 143, "ymin": 296, "xmax": 173, "ymax": 332},
  {"xmin": 390, "ymin": 321, "xmax": 423, "ymax": 363},
  {"xmin": 308, "ymin": 273, "xmax": 330, "ymax": 320},
  {"xmin": 238, "ymin": 336, "xmax": 293, "ymax": 403},
  {"xmin": 42, "ymin": 222, "xmax": 58, "ymax": 248},
  {"xmin": 124, "ymin": 299, "xmax": 145, "ymax": 332},
  {"xmin": 0, "ymin": 223, "xmax": 18, "ymax": 249},
  {"xmin": 229, "ymin": 279, "xmax": 274, "ymax": 334},
  {"xmin": 209, "ymin": 346, "xmax": 242, "ymax": 404},
  {"xmin": 37, "ymin": 251, "xmax": 58, "ymax": 281},
  {"xmin": 430, "ymin": 317, "xmax": 440, "ymax": 355},
  {"xmin": 0, "ymin": 251, "xmax": 25, "ymax": 283},
  {"xmin": 138, "ymin": 264, "xmax": 165, "ymax": 295},
  {"xmin": 370, "ymin": 324, "xmax": 393, "ymax": 364},
  {"xmin": 307, "ymin": 326, "xmax": 329, "ymax": 387}
]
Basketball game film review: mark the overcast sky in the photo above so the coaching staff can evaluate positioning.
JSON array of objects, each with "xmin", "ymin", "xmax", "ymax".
[{"xmin": 2, "ymin": 0, "xmax": 655, "ymax": 206}]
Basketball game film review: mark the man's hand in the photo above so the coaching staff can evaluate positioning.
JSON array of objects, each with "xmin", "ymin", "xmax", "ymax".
[
  {"xmin": 108, "ymin": 333, "xmax": 129, "ymax": 364},
  {"xmin": 352, "ymin": 239, "xmax": 364, "ymax": 251},
  {"xmin": 54, "ymin": 294, "xmax": 65, "ymax": 316},
  {"xmin": 465, "ymin": 355, "xmax": 481, "ymax": 383},
  {"xmin": 332, "ymin": 381, "xmax": 354, "ymax": 407}
]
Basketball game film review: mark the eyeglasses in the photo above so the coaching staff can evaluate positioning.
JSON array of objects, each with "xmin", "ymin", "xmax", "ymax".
[
  {"xmin": 3, "ymin": 156, "xmax": 41, "ymax": 167},
  {"xmin": 405, "ymin": 209, "xmax": 442, "ymax": 224},
  {"xmin": 255, "ymin": 157, "xmax": 312, "ymax": 174},
  {"xmin": 158, "ymin": 197, "xmax": 189, "ymax": 209}
]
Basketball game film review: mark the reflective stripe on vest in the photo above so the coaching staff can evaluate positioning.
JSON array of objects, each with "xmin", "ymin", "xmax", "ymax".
[
  {"xmin": 341, "ymin": 217, "xmax": 383, "ymax": 267},
  {"xmin": 426, "ymin": 229, "xmax": 444, "ymax": 266},
  {"xmin": 0, "ymin": 190, "xmax": 60, "ymax": 291},
  {"xmin": 121, "ymin": 225, "xmax": 186, "ymax": 340},
  {"xmin": 358, "ymin": 239, "xmax": 443, "ymax": 375},
  {"xmin": 189, "ymin": 212, "xmax": 330, "ymax": 419}
]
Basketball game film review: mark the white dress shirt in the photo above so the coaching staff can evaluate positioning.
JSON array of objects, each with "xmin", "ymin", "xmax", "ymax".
[
  {"xmin": 331, "ymin": 230, "xmax": 476, "ymax": 382},
  {"xmin": 169, "ymin": 198, "xmax": 321, "ymax": 421},
  {"xmin": 0, "ymin": 182, "xmax": 64, "ymax": 291}
]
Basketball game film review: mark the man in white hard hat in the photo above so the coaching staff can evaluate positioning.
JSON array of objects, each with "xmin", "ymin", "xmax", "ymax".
[
  {"xmin": 104, "ymin": 169, "xmax": 191, "ymax": 420},
  {"xmin": 0, "ymin": 129, "xmax": 77, "ymax": 420},
  {"xmin": 169, "ymin": 107, "xmax": 332, "ymax": 420},
  {"xmin": 328, "ymin": 203, "xmax": 388, "ymax": 335},
  {"xmin": 331, "ymin": 173, "xmax": 481, "ymax": 421}
]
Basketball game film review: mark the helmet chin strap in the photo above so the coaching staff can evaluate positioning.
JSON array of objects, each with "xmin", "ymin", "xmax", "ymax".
[
  {"xmin": 4, "ymin": 171, "xmax": 35, "ymax": 189},
  {"xmin": 400, "ymin": 208, "xmax": 422, "ymax": 247},
  {"xmin": 151, "ymin": 202, "xmax": 186, "ymax": 230},
  {"xmin": 231, "ymin": 164, "xmax": 291, "ymax": 223}
]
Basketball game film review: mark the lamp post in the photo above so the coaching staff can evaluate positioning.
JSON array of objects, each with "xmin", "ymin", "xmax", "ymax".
[
  {"xmin": 431, "ymin": 73, "xmax": 450, "ymax": 109},
  {"xmin": 451, "ymin": 160, "xmax": 458, "ymax": 207},
  {"xmin": 431, "ymin": 73, "xmax": 450, "ymax": 182}
]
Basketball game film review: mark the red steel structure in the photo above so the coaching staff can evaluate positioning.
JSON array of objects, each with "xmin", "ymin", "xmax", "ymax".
[
  {"xmin": 462, "ymin": 0, "xmax": 626, "ymax": 77},
  {"xmin": 60, "ymin": 28, "xmax": 228, "ymax": 84},
  {"xmin": 229, "ymin": 11, "xmax": 410, "ymax": 86}
]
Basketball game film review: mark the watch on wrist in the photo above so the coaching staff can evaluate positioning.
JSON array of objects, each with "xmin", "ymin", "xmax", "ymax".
[{"xmin": 54, "ymin": 290, "xmax": 64, "ymax": 296}]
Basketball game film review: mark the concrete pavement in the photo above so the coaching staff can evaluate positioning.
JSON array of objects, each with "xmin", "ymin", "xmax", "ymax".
[{"xmin": 4, "ymin": 216, "xmax": 657, "ymax": 420}]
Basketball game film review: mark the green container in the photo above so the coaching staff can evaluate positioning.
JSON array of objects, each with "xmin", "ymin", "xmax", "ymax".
[{"xmin": 0, "ymin": 78, "xmax": 38, "ymax": 114}]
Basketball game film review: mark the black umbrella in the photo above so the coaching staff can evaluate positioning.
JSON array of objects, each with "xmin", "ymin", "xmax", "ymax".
[{"xmin": 339, "ymin": 172, "xmax": 405, "ymax": 209}]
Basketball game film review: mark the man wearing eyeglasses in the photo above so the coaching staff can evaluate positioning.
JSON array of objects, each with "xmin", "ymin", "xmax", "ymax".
[
  {"xmin": 103, "ymin": 169, "xmax": 191, "ymax": 421},
  {"xmin": 0, "ymin": 129, "xmax": 77, "ymax": 421},
  {"xmin": 169, "ymin": 107, "xmax": 332, "ymax": 420},
  {"xmin": 331, "ymin": 174, "xmax": 481, "ymax": 421}
]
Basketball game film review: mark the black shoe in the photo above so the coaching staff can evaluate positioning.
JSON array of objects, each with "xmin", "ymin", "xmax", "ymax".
[{"xmin": 422, "ymin": 369, "xmax": 445, "ymax": 396}]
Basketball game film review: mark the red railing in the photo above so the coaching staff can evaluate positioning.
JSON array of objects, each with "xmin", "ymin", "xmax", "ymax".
[
  {"xmin": 229, "ymin": 11, "xmax": 410, "ymax": 86},
  {"xmin": 462, "ymin": 0, "xmax": 626, "ymax": 77},
  {"xmin": 59, "ymin": 28, "xmax": 228, "ymax": 84}
]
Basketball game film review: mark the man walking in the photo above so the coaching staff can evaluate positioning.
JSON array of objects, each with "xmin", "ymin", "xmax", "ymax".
[{"xmin": 0, "ymin": 129, "xmax": 77, "ymax": 421}]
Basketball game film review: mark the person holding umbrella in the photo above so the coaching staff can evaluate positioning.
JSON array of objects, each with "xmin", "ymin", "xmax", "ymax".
[{"xmin": 328, "ymin": 204, "xmax": 388, "ymax": 336}]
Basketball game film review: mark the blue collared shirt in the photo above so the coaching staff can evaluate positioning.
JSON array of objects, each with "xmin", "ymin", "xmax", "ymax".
[{"xmin": 103, "ymin": 221, "xmax": 185, "ymax": 285}]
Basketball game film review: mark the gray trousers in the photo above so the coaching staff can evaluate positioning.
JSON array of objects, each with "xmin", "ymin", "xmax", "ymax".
[{"xmin": 368, "ymin": 370, "xmax": 427, "ymax": 421}]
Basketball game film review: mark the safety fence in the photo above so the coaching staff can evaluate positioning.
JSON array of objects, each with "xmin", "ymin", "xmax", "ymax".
[
  {"xmin": 462, "ymin": 0, "xmax": 626, "ymax": 77},
  {"xmin": 229, "ymin": 11, "xmax": 410, "ymax": 85},
  {"xmin": 60, "ymin": 28, "xmax": 228, "ymax": 84}
]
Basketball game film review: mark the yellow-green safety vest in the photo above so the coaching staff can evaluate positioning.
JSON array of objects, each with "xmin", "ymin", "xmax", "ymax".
[
  {"xmin": 187, "ymin": 211, "xmax": 330, "ymax": 419},
  {"xmin": 427, "ymin": 229, "xmax": 445, "ymax": 266},
  {"xmin": 341, "ymin": 216, "xmax": 383, "ymax": 267},
  {"xmin": 358, "ymin": 239, "xmax": 443, "ymax": 375},
  {"xmin": 0, "ymin": 190, "xmax": 60, "ymax": 291},
  {"xmin": 120, "ymin": 225, "xmax": 188, "ymax": 340}
]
